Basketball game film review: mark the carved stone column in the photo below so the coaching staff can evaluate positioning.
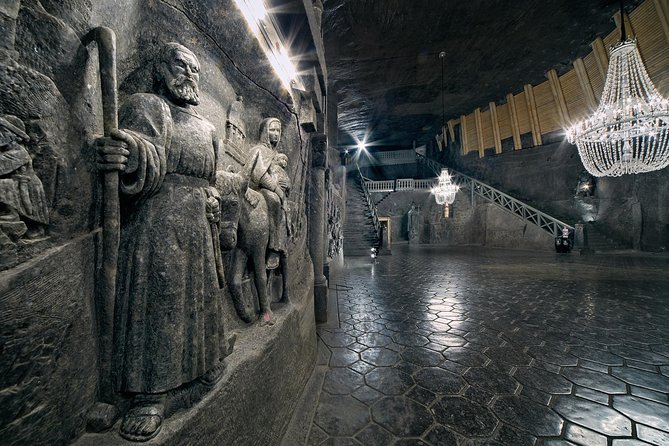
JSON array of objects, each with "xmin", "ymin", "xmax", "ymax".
[{"xmin": 310, "ymin": 132, "xmax": 328, "ymax": 322}]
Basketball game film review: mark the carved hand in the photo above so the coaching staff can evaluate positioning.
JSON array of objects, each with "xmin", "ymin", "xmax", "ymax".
[
  {"xmin": 206, "ymin": 196, "xmax": 220, "ymax": 223},
  {"xmin": 95, "ymin": 129, "xmax": 132, "ymax": 171}
]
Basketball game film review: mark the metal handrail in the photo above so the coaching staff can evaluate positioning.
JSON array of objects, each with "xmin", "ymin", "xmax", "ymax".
[
  {"xmin": 355, "ymin": 162, "xmax": 381, "ymax": 240},
  {"xmin": 416, "ymin": 154, "xmax": 573, "ymax": 237}
]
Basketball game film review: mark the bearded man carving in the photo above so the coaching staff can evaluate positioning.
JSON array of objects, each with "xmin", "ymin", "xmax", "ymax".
[{"xmin": 96, "ymin": 42, "xmax": 227, "ymax": 442}]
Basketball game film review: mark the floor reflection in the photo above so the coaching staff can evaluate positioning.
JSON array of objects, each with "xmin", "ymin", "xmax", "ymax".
[{"xmin": 307, "ymin": 246, "xmax": 669, "ymax": 445}]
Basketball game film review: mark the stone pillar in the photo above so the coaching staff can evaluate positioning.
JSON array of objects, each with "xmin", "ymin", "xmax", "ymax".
[
  {"xmin": 310, "ymin": 133, "xmax": 328, "ymax": 322},
  {"xmin": 574, "ymin": 223, "xmax": 585, "ymax": 249}
]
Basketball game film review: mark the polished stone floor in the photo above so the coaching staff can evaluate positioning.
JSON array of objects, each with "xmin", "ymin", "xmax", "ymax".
[{"xmin": 304, "ymin": 245, "xmax": 669, "ymax": 446}]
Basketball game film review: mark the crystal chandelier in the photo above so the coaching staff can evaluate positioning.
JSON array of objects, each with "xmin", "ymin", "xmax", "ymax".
[
  {"xmin": 566, "ymin": 8, "xmax": 669, "ymax": 177},
  {"xmin": 433, "ymin": 168, "xmax": 459, "ymax": 205}
]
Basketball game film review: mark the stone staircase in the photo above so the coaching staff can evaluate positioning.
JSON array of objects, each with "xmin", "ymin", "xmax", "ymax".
[
  {"xmin": 583, "ymin": 223, "xmax": 630, "ymax": 252},
  {"xmin": 343, "ymin": 172, "xmax": 381, "ymax": 256},
  {"xmin": 514, "ymin": 201, "xmax": 629, "ymax": 253}
]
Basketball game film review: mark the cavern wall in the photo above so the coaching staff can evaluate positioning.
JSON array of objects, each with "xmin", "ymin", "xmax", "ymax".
[{"xmin": 0, "ymin": 0, "xmax": 326, "ymax": 444}]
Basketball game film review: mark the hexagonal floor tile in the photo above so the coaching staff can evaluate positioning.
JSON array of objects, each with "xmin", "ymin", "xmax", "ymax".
[
  {"xmin": 568, "ymin": 346, "xmax": 624, "ymax": 366},
  {"xmin": 401, "ymin": 347, "xmax": 444, "ymax": 367},
  {"xmin": 611, "ymin": 366, "xmax": 669, "ymax": 393},
  {"xmin": 365, "ymin": 367, "xmax": 414, "ymax": 395},
  {"xmin": 463, "ymin": 367, "xmax": 519, "ymax": 395},
  {"xmin": 484, "ymin": 346, "xmax": 533, "ymax": 366},
  {"xmin": 429, "ymin": 332, "xmax": 467, "ymax": 347},
  {"xmin": 314, "ymin": 394, "xmax": 371, "ymax": 437},
  {"xmin": 413, "ymin": 367, "xmax": 466, "ymax": 395},
  {"xmin": 514, "ymin": 366, "xmax": 573, "ymax": 395},
  {"xmin": 361, "ymin": 348, "xmax": 401, "ymax": 367},
  {"xmin": 562, "ymin": 367, "xmax": 627, "ymax": 394},
  {"xmin": 612, "ymin": 395, "xmax": 669, "ymax": 432},
  {"xmin": 432, "ymin": 396, "xmax": 498, "ymax": 437},
  {"xmin": 357, "ymin": 333, "xmax": 393, "ymax": 348},
  {"xmin": 442, "ymin": 347, "xmax": 488, "ymax": 367},
  {"xmin": 610, "ymin": 346, "xmax": 669, "ymax": 365},
  {"xmin": 492, "ymin": 395, "xmax": 563, "ymax": 437},
  {"xmin": 391, "ymin": 333, "xmax": 430, "ymax": 347},
  {"xmin": 371, "ymin": 396, "xmax": 433, "ymax": 437},
  {"xmin": 423, "ymin": 425, "xmax": 457, "ymax": 446},
  {"xmin": 553, "ymin": 396, "xmax": 632, "ymax": 437},
  {"xmin": 323, "ymin": 368, "xmax": 365, "ymax": 395},
  {"xmin": 355, "ymin": 423, "xmax": 394, "ymax": 446}
]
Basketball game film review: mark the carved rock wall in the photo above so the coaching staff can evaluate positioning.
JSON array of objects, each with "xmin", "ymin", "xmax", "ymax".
[
  {"xmin": 375, "ymin": 190, "xmax": 553, "ymax": 251},
  {"xmin": 0, "ymin": 0, "xmax": 318, "ymax": 444},
  {"xmin": 439, "ymin": 140, "xmax": 669, "ymax": 251}
]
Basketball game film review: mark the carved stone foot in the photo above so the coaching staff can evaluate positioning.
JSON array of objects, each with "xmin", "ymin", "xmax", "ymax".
[
  {"xmin": 120, "ymin": 397, "xmax": 165, "ymax": 442},
  {"xmin": 259, "ymin": 310, "xmax": 275, "ymax": 326},
  {"xmin": 225, "ymin": 332, "xmax": 237, "ymax": 356},
  {"xmin": 86, "ymin": 401, "xmax": 120, "ymax": 433},
  {"xmin": 199, "ymin": 361, "xmax": 226, "ymax": 387},
  {"xmin": 266, "ymin": 250, "xmax": 280, "ymax": 270}
]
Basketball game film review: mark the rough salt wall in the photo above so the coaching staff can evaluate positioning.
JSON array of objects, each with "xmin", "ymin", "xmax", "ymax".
[
  {"xmin": 437, "ymin": 138, "xmax": 669, "ymax": 251},
  {"xmin": 374, "ymin": 190, "xmax": 553, "ymax": 251},
  {"xmin": 0, "ymin": 0, "xmax": 318, "ymax": 444}
]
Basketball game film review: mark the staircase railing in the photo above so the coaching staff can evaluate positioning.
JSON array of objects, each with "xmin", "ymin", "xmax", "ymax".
[
  {"xmin": 355, "ymin": 162, "xmax": 381, "ymax": 240},
  {"xmin": 416, "ymin": 154, "xmax": 573, "ymax": 238}
]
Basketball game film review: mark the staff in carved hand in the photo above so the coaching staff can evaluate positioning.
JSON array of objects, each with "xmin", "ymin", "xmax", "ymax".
[{"xmin": 82, "ymin": 26, "xmax": 121, "ymax": 408}]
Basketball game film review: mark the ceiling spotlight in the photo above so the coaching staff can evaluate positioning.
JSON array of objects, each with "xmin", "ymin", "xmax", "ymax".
[{"xmin": 357, "ymin": 141, "xmax": 367, "ymax": 151}]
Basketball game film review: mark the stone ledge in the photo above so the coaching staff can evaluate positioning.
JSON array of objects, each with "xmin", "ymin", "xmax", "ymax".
[{"xmin": 74, "ymin": 291, "xmax": 317, "ymax": 446}]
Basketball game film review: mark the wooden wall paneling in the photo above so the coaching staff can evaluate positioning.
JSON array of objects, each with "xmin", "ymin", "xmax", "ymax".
[
  {"xmin": 534, "ymin": 81, "xmax": 561, "ymax": 134},
  {"xmin": 489, "ymin": 102, "xmax": 502, "ymax": 154},
  {"xmin": 560, "ymin": 69, "xmax": 589, "ymax": 123},
  {"xmin": 497, "ymin": 102, "xmax": 512, "ymax": 141},
  {"xmin": 603, "ymin": 28, "xmax": 620, "ymax": 50},
  {"xmin": 591, "ymin": 37, "xmax": 609, "ymax": 81},
  {"xmin": 583, "ymin": 52, "xmax": 605, "ymax": 99},
  {"xmin": 631, "ymin": 0, "xmax": 669, "ymax": 94},
  {"xmin": 546, "ymin": 69, "xmax": 570, "ymax": 128},
  {"xmin": 447, "ymin": 119, "xmax": 457, "ymax": 143},
  {"xmin": 506, "ymin": 93, "xmax": 522, "ymax": 149},
  {"xmin": 460, "ymin": 114, "xmax": 468, "ymax": 155},
  {"xmin": 514, "ymin": 91, "xmax": 531, "ymax": 136},
  {"xmin": 481, "ymin": 108, "xmax": 494, "ymax": 152},
  {"xmin": 574, "ymin": 58, "xmax": 598, "ymax": 111},
  {"xmin": 466, "ymin": 113, "xmax": 478, "ymax": 155},
  {"xmin": 524, "ymin": 84, "xmax": 542, "ymax": 146},
  {"xmin": 475, "ymin": 108, "xmax": 484, "ymax": 157},
  {"xmin": 613, "ymin": 11, "xmax": 635, "ymax": 37},
  {"xmin": 654, "ymin": 0, "xmax": 669, "ymax": 44}
]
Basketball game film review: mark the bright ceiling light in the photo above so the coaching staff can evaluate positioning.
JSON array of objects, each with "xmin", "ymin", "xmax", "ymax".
[
  {"xmin": 233, "ymin": 0, "xmax": 266, "ymax": 33},
  {"xmin": 432, "ymin": 168, "xmax": 459, "ymax": 205},
  {"xmin": 357, "ymin": 141, "xmax": 367, "ymax": 151},
  {"xmin": 268, "ymin": 45, "xmax": 298, "ymax": 89},
  {"xmin": 232, "ymin": 0, "xmax": 302, "ymax": 90}
]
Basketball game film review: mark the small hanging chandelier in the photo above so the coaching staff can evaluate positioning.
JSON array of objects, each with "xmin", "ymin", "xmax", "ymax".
[
  {"xmin": 566, "ymin": 1, "xmax": 669, "ymax": 177},
  {"xmin": 433, "ymin": 168, "xmax": 459, "ymax": 205}
]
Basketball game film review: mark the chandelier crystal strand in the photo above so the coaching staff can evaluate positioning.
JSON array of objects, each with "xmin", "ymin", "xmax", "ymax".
[
  {"xmin": 566, "ymin": 38, "xmax": 669, "ymax": 176},
  {"xmin": 433, "ymin": 168, "xmax": 459, "ymax": 205}
]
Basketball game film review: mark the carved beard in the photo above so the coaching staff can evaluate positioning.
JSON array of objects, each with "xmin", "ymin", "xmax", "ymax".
[{"xmin": 167, "ymin": 75, "xmax": 200, "ymax": 106}]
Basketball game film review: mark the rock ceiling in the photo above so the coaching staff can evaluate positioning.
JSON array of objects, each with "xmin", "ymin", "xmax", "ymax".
[{"xmin": 323, "ymin": 0, "xmax": 639, "ymax": 148}]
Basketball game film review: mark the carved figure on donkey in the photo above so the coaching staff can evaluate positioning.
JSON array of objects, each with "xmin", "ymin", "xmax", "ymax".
[{"xmin": 216, "ymin": 118, "xmax": 291, "ymax": 325}]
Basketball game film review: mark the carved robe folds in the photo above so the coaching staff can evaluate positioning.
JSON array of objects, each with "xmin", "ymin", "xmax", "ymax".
[
  {"xmin": 249, "ymin": 143, "xmax": 288, "ymax": 256},
  {"xmin": 112, "ymin": 93, "xmax": 224, "ymax": 394}
]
